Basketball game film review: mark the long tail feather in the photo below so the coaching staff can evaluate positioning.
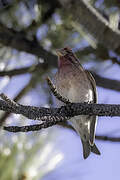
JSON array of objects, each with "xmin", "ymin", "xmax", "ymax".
[
  {"xmin": 91, "ymin": 143, "xmax": 100, "ymax": 155},
  {"xmin": 81, "ymin": 140, "xmax": 100, "ymax": 159},
  {"xmin": 81, "ymin": 140, "xmax": 91, "ymax": 159}
]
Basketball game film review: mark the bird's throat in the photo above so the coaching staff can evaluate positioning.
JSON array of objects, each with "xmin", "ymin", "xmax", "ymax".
[{"xmin": 58, "ymin": 56, "xmax": 72, "ymax": 69}]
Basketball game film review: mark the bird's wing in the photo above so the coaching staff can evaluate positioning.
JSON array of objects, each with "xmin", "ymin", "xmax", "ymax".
[{"xmin": 85, "ymin": 70, "xmax": 97, "ymax": 145}]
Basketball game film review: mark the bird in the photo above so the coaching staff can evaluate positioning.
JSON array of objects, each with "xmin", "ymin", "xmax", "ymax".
[{"xmin": 53, "ymin": 47, "xmax": 100, "ymax": 159}]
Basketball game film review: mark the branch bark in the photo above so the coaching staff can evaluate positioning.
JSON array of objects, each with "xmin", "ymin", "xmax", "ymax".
[
  {"xmin": 1, "ymin": 94, "xmax": 120, "ymax": 120},
  {"xmin": 1, "ymin": 93, "xmax": 120, "ymax": 132}
]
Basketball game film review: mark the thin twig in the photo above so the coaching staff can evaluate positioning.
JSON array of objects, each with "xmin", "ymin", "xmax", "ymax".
[
  {"xmin": 47, "ymin": 77, "xmax": 70, "ymax": 104},
  {"xmin": 95, "ymin": 135, "xmax": 120, "ymax": 142},
  {"xmin": 4, "ymin": 122, "xmax": 57, "ymax": 132}
]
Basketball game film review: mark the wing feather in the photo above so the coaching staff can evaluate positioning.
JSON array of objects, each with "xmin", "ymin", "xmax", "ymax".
[{"xmin": 85, "ymin": 70, "xmax": 97, "ymax": 145}]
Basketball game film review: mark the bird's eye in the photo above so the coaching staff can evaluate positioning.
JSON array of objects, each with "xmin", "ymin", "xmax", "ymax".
[
  {"xmin": 64, "ymin": 47, "xmax": 68, "ymax": 51},
  {"xmin": 63, "ymin": 47, "xmax": 72, "ymax": 55}
]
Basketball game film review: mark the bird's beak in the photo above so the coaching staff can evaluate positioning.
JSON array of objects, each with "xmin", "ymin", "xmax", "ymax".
[{"xmin": 56, "ymin": 49, "xmax": 64, "ymax": 57}]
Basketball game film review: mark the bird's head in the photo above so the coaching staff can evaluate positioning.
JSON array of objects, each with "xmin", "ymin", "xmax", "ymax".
[{"xmin": 56, "ymin": 47, "xmax": 79, "ymax": 68}]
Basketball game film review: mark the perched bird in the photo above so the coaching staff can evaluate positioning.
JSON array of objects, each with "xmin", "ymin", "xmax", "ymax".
[{"xmin": 54, "ymin": 47, "xmax": 100, "ymax": 159}]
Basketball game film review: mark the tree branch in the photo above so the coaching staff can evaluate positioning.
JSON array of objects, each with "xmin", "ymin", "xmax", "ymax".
[
  {"xmin": 4, "ymin": 123, "xmax": 56, "ymax": 132},
  {"xmin": 0, "ymin": 63, "xmax": 48, "ymax": 77},
  {"xmin": 1, "ymin": 93, "xmax": 120, "ymax": 132},
  {"xmin": 95, "ymin": 135, "xmax": 120, "ymax": 142},
  {"xmin": 47, "ymin": 77, "xmax": 70, "ymax": 104},
  {"xmin": 1, "ymin": 93, "xmax": 120, "ymax": 122},
  {"xmin": 0, "ymin": 92, "xmax": 120, "ymax": 132},
  {"xmin": 39, "ymin": 0, "xmax": 61, "ymax": 22},
  {"xmin": 0, "ymin": 0, "xmax": 11, "ymax": 10},
  {"xmin": 91, "ymin": 71, "xmax": 120, "ymax": 92}
]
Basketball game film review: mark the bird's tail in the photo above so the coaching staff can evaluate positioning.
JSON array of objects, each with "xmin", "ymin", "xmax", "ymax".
[{"xmin": 81, "ymin": 140, "xmax": 100, "ymax": 159}]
